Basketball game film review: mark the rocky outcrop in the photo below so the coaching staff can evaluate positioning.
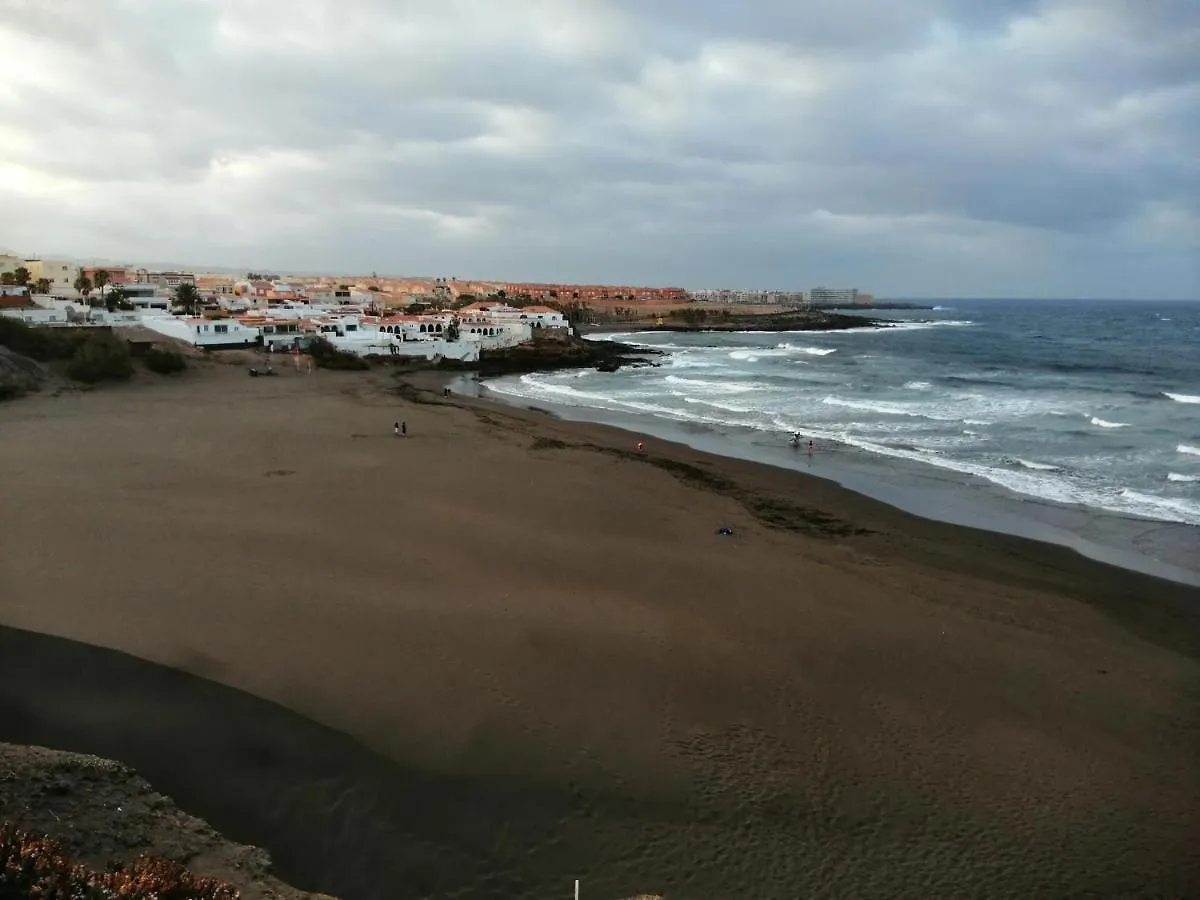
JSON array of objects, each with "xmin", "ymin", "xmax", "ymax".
[
  {"xmin": 0, "ymin": 742, "xmax": 331, "ymax": 900},
  {"xmin": 477, "ymin": 332, "xmax": 657, "ymax": 376},
  {"xmin": 628, "ymin": 309, "xmax": 887, "ymax": 333}
]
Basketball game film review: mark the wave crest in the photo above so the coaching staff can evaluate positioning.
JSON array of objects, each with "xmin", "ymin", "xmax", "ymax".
[{"xmin": 1012, "ymin": 458, "xmax": 1060, "ymax": 471}]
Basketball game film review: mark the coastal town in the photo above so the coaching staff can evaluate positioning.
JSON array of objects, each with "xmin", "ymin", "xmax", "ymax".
[{"xmin": 0, "ymin": 252, "xmax": 873, "ymax": 363}]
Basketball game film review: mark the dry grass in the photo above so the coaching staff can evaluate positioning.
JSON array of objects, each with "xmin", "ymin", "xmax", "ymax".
[{"xmin": 0, "ymin": 822, "xmax": 239, "ymax": 899}]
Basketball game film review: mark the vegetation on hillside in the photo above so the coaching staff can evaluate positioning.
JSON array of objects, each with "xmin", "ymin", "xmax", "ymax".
[
  {"xmin": 63, "ymin": 332, "xmax": 134, "ymax": 383},
  {"xmin": 0, "ymin": 822, "xmax": 240, "ymax": 899},
  {"xmin": 142, "ymin": 346, "xmax": 188, "ymax": 375},
  {"xmin": 308, "ymin": 336, "xmax": 369, "ymax": 370},
  {"xmin": 0, "ymin": 317, "xmax": 133, "ymax": 386}
]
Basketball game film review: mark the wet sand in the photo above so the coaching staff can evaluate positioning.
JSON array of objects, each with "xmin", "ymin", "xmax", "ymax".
[{"xmin": 1, "ymin": 365, "xmax": 1197, "ymax": 899}]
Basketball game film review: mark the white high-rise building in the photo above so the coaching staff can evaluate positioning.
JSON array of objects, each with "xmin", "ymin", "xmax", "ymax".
[{"xmin": 809, "ymin": 287, "xmax": 858, "ymax": 305}]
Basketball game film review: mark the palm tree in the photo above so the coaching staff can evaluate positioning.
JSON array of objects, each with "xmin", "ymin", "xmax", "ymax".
[
  {"xmin": 174, "ymin": 282, "xmax": 201, "ymax": 316},
  {"xmin": 94, "ymin": 270, "xmax": 110, "ymax": 307},
  {"xmin": 12, "ymin": 266, "xmax": 30, "ymax": 287},
  {"xmin": 0, "ymin": 273, "xmax": 12, "ymax": 286},
  {"xmin": 34, "ymin": 278, "xmax": 51, "ymax": 295},
  {"xmin": 74, "ymin": 274, "xmax": 94, "ymax": 305}
]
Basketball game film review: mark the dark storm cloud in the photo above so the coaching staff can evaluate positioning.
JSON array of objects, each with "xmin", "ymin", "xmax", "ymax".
[{"xmin": 0, "ymin": 0, "xmax": 1196, "ymax": 296}]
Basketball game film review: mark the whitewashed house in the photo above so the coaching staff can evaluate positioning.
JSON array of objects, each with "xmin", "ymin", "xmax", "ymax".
[{"xmin": 142, "ymin": 316, "xmax": 260, "ymax": 349}]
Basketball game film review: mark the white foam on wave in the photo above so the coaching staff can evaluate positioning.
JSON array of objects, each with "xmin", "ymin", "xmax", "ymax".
[
  {"xmin": 822, "ymin": 395, "xmax": 960, "ymax": 421},
  {"xmin": 1090, "ymin": 416, "xmax": 1130, "ymax": 429},
  {"xmin": 729, "ymin": 343, "xmax": 837, "ymax": 362},
  {"xmin": 1164, "ymin": 392, "xmax": 1200, "ymax": 404},
  {"xmin": 1118, "ymin": 490, "xmax": 1200, "ymax": 522},
  {"xmin": 799, "ymin": 319, "xmax": 975, "ymax": 335},
  {"xmin": 663, "ymin": 375, "xmax": 757, "ymax": 394},
  {"xmin": 682, "ymin": 396, "xmax": 754, "ymax": 413},
  {"xmin": 488, "ymin": 372, "xmax": 1200, "ymax": 527},
  {"xmin": 728, "ymin": 350, "xmax": 764, "ymax": 362},
  {"xmin": 963, "ymin": 419, "xmax": 993, "ymax": 426},
  {"xmin": 903, "ymin": 381, "xmax": 931, "ymax": 390},
  {"xmin": 952, "ymin": 392, "xmax": 1084, "ymax": 420},
  {"xmin": 1013, "ymin": 458, "xmax": 1060, "ymax": 472},
  {"xmin": 768, "ymin": 415, "xmax": 1200, "ymax": 525},
  {"xmin": 1178, "ymin": 444, "xmax": 1200, "ymax": 457},
  {"xmin": 776, "ymin": 343, "xmax": 837, "ymax": 356},
  {"xmin": 1167, "ymin": 473, "xmax": 1200, "ymax": 483},
  {"xmin": 885, "ymin": 320, "xmax": 975, "ymax": 331}
]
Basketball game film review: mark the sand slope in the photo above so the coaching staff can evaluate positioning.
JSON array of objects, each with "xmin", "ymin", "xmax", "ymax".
[{"xmin": 0, "ymin": 367, "xmax": 1197, "ymax": 899}]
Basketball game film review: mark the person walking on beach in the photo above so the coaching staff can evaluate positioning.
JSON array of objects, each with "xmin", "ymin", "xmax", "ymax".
[
  {"xmin": 808, "ymin": 439, "xmax": 814, "ymax": 454},
  {"xmin": 394, "ymin": 421, "xmax": 401, "ymax": 437},
  {"xmin": 402, "ymin": 421, "xmax": 407, "ymax": 437}
]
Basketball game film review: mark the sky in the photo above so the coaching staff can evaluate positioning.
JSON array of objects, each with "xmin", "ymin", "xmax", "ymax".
[{"xmin": 0, "ymin": 0, "xmax": 1197, "ymax": 297}]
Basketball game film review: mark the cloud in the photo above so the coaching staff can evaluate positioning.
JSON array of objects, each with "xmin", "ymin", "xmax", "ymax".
[{"xmin": 0, "ymin": 0, "xmax": 1196, "ymax": 296}]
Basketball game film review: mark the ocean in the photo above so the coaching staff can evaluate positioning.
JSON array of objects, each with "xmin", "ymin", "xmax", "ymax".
[{"xmin": 483, "ymin": 300, "xmax": 1200, "ymax": 582}]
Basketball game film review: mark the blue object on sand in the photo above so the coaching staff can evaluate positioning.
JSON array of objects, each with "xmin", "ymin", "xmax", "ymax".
[{"xmin": 717, "ymin": 527, "xmax": 733, "ymax": 536}]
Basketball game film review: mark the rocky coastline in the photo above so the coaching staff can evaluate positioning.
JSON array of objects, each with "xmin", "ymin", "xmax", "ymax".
[
  {"xmin": 475, "ymin": 332, "xmax": 658, "ymax": 376},
  {"xmin": 469, "ymin": 309, "xmax": 890, "ymax": 377},
  {"xmin": 584, "ymin": 309, "xmax": 888, "ymax": 334}
]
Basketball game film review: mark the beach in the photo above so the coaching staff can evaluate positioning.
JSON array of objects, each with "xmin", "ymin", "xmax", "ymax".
[{"xmin": 1, "ymin": 364, "xmax": 1198, "ymax": 899}]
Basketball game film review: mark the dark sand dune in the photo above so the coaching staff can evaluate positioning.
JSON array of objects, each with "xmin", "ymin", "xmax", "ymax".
[{"xmin": 1, "ymin": 368, "xmax": 1198, "ymax": 899}]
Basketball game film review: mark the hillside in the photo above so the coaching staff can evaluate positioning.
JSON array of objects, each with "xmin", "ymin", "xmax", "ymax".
[{"xmin": 0, "ymin": 742, "xmax": 331, "ymax": 900}]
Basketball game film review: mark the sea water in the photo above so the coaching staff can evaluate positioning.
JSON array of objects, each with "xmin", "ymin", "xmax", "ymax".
[{"xmin": 486, "ymin": 300, "xmax": 1200, "ymax": 580}]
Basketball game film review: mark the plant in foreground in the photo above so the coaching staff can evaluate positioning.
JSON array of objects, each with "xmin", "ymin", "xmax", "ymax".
[{"xmin": 0, "ymin": 822, "xmax": 240, "ymax": 899}]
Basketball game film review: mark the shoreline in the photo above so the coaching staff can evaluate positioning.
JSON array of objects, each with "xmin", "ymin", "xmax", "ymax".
[
  {"xmin": 2, "ymin": 367, "xmax": 1198, "ymax": 899},
  {"xmin": 461, "ymin": 372, "xmax": 1200, "ymax": 586}
]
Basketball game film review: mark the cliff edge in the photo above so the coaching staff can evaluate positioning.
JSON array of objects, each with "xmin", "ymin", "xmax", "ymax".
[{"xmin": 0, "ymin": 742, "xmax": 331, "ymax": 900}]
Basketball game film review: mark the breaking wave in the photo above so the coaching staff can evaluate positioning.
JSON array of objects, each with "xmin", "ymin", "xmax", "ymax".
[
  {"xmin": 1168, "ymin": 473, "xmax": 1200, "ymax": 483},
  {"xmin": 1164, "ymin": 392, "xmax": 1200, "ymax": 404},
  {"xmin": 1013, "ymin": 458, "xmax": 1060, "ymax": 472},
  {"xmin": 663, "ymin": 375, "xmax": 757, "ymax": 395},
  {"xmin": 776, "ymin": 343, "xmax": 837, "ymax": 356},
  {"xmin": 1090, "ymin": 416, "xmax": 1130, "ymax": 429}
]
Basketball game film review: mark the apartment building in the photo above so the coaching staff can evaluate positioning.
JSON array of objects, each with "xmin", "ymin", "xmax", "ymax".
[{"xmin": 24, "ymin": 258, "xmax": 80, "ymax": 290}]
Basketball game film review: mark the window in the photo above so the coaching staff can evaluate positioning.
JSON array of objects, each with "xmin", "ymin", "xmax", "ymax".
[{"xmin": 214, "ymin": 325, "xmax": 228, "ymax": 334}]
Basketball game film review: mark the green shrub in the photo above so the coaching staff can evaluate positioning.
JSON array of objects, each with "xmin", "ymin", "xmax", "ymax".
[
  {"xmin": 65, "ymin": 333, "xmax": 134, "ymax": 384},
  {"xmin": 308, "ymin": 336, "xmax": 369, "ymax": 370},
  {"xmin": 0, "ymin": 377, "xmax": 24, "ymax": 402},
  {"xmin": 143, "ymin": 346, "xmax": 187, "ymax": 375},
  {"xmin": 0, "ymin": 317, "xmax": 73, "ymax": 361}
]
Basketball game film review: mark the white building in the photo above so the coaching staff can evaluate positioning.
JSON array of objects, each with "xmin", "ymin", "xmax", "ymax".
[
  {"xmin": 141, "ymin": 316, "xmax": 260, "ymax": 349},
  {"xmin": 809, "ymin": 287, "xmax": 858, "ymax": 305},
  {"xmin": 459, "ymin": 302, "xmax": 568, "ymax": 331},
  {"xmin": 0, "ymin": 306, "xmax": 64, "ymax": 325}
]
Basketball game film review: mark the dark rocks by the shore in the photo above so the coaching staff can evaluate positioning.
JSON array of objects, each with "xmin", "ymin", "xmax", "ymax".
[
  {"xmin": 619, "ymin": 309, "xmax": 889, "ymax": 334},
  {"xmin": 476, "ymin": 332, "xmax": 658, "ymax": 376}
]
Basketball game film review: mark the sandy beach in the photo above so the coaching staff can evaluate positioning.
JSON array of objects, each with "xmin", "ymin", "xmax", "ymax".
[{"xmin": 1, "ymin": 363, "xmax": 1197, "ymax": 900}]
